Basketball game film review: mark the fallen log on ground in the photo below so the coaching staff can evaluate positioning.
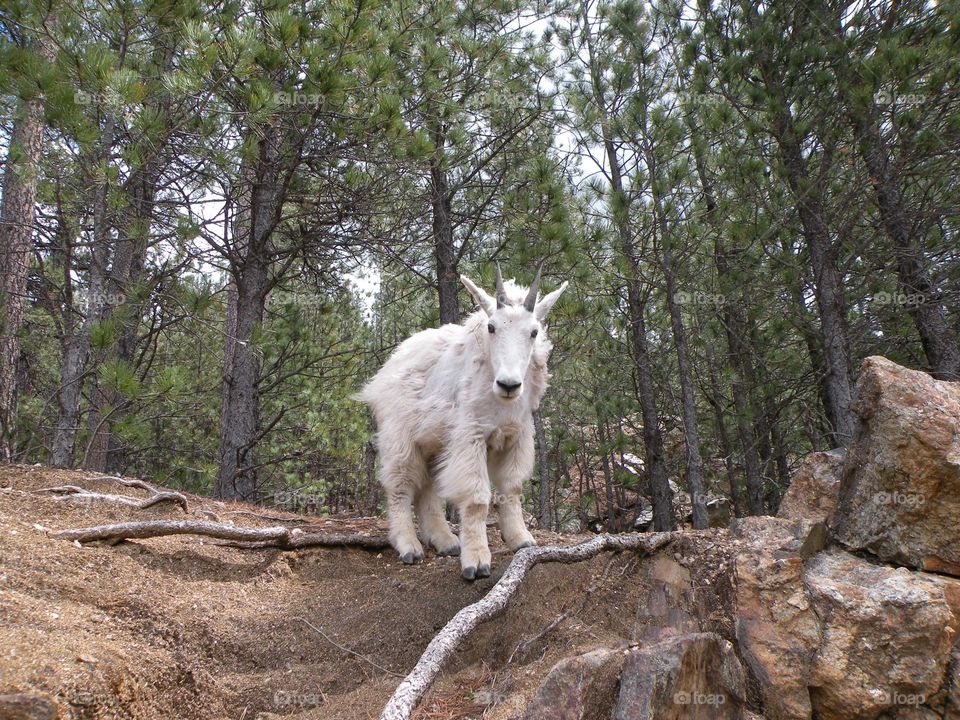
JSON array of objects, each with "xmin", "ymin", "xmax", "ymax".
[{"xmin": 53, "ymin": 519, "xmax": 391, "ymax": 550}]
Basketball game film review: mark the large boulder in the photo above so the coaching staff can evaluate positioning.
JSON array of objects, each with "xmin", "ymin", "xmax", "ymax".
[
  {"xmin": 522, "ymin": 647, "xmax": 626, "ymax": 720},
  {"xmin": 522, "ymin": 634, "xmax": 748, "ymax": 720},
  {"xmin": 830, "ymin": 356, "xmax": 960, "ymax": 576},
  {"xmin": 612, "ymin": 633, "xmax": 748, "ymax": 720},
  {"xmin": 732, "ymin": 517, "xmax": 824, "ymax": 720},
  {"xmin": 803, "ymin": 549, "xmax": 959, "ymax": 720},
  {"xmin": 777, "ymin": 449, "xmax": 845, "ymax": 523}
]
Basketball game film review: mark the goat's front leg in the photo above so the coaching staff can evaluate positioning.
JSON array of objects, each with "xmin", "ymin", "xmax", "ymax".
[
  {"xmin": 437, "ymin": 438, "xmax": 491, "ymax": 581},
  {"xmin": 489, "ymin": 428, "xmax": 537, "ymax": 551}
]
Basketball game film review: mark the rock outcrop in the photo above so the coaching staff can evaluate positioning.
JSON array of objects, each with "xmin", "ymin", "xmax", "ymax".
[
  {"xmin": 777, "ymin": 449, "xmax": 845, "ymax": 523},
  {"xmin": 830, "ymin": 356, "xmax": 960, "ymax": 576},
  {"xmin": 522, "ymin": 356, "xmax": 960, "ymax": 720},
  {"xmin": 804, "ymin": 549, "xmax": 958, "ymax": 719},
  {"xmin": 613, "ymin": 633, "xmax": 747, "ymax": 720},
  {"xmin": 523, "ymin": 634, "xmax": 748, "ymax": 720},
  {"xmin": 523, "ymin": 648, "xmax": 626, "ymax": 720},
  {"xmin": 732, "ymin": 518, "xmax": 823, "ymax": 720}
]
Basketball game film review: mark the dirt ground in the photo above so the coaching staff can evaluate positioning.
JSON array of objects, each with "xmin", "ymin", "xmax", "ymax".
[{"xmin": 0, "ymin": 465, "xmax": 740, "ymax": 720}]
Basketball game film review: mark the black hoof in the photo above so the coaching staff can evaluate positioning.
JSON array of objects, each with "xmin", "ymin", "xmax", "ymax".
[
  {"xmin": 400, "ymin": 551, "xmax": 424, "ymax": 565},
  {"xmin": 477, "ymin": 563, "xmax": 490, "ymax": 578},
  {"xmin": 438, "ymin": 545, "xmax": 461, "ymax": 557},
  {"xmin": 462, "ymin": 566, "xmax": 477, "ymax": 581},
  {"xmin": 516, "ymin": 540, "xmax": 536, "ymax": 550}
]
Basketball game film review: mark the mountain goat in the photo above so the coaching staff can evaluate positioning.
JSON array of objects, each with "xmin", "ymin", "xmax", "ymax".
[{"xmin": 357, "ymin": 266, "xmax": 567, "ymax": 580}]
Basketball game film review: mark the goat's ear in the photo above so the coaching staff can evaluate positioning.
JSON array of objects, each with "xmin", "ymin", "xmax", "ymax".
[
  {"xmin": 460, "ymin": 275, "xmax": 497, "ymax": 316},
  {"xmin": 535, "ymin": 281, "xmax": 568, "ymax": 321}
]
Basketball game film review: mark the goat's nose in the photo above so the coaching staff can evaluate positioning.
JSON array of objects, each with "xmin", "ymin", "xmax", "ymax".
[{"xmin": 496, "ymin": 379, "xmax": 522, "ymax": 392}]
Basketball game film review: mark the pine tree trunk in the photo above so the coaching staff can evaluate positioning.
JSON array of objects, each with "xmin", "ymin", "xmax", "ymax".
[
  {"xmin": 629, "ymin": 298, "xmax": 675, "ymax": 531},
  {"xmin": 533, "ymin": 409, "xmax": 551, "ymax": 530},
  {"xmin": 704, "ymin": 355, "xmax": 744, "ymax": 517},
  {"xmin": 51, "ymin": 126, "xmax": 113, "ymax": 467},
  {"xmin": 51, "ymin": 226, "xmax": 110, "ymax": 467},
  {"xmin": 214, "ymin": 121, "xmax": 284, "ymax": 502},
  {"xmin": 771, "ymin": 106, "xmax": 856, "ymax": 446},
  {"xmin": 86, "ymin": 159, "xmax": 161, "ymax": 472},
  {"xmin": 851, "ymin": 105, "xmax": 959, "ymax": 379},
  {"xmin": 430, "ymin": 126, "xmax": 459, "ymax": 325},
  {"xmin": 598, "ymin": 419, "xmax": 616, "ymax": 530},
  {"xmin": 661, "ymin": 256, "xmax": 708, "ymax": 528},
  {"xmin": 646, "ymin": 140, "xmax": 708, "ymax": 528},
  {"xmin": 581, "ymin": 4, "xmax": 674, "ymax": 531},
  {"xmin": 689, "ymin": 143, "xmax": 766, "ymax": 515},
  {"xmin": 0, "ymin": 16, "xmax": 56, "ymax": 459}
]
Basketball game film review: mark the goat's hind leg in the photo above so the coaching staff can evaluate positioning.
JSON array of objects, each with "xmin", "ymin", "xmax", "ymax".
[
  {"xmin": 382, "ymin": 452, "xmax": 428, "ymax": 564},
  {"xmin": 416, "ymin": 486, "xmax": 460, "ymax": 556},
  {"xmin": 386, "ymin": 487, "xmax": 423, "ymax": 564}
]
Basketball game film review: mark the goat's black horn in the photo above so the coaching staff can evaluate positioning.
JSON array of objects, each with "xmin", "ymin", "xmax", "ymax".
[
  {"xmin": 523, "ymin": 263, "xmax": 542, "ymax": 312},
  {"xmin": 495, "ymin": 263, "xmax": 507, "ymax": 309}
]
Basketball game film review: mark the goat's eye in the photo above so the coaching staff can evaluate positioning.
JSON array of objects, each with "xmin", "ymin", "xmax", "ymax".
[
  {"xmin": 488, "ymin": 323, "xmax": 495, "ymax": 334},
  {"xmin": 530, "ymin": 328, "xmax": 539, "ymax": 339}
]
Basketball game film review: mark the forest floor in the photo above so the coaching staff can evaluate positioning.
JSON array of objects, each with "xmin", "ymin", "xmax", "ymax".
[{"xmin": 0, "ymin": 465, "xmax": 738, "ymax": 720}]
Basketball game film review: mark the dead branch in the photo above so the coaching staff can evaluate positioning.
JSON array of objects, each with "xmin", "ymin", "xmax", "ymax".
[
  {"xmin": 36, "ymin": 485, "xmax": 189, "ymax": 512},
  {"xmin": 380, "ymin": 532, "xmax": 676, "ymax": 720},
  {"xmin": 52, "ymin": 519, "xmax": 391, "ymax": 550},
  {"xmin": 225, "ymin": 509, "xmax": 313, "ymax": 524}
]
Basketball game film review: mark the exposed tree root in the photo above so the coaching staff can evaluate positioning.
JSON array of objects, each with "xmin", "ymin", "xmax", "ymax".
[
  {"xmin": 36, "ymin": 485, "xmax": 189, "ymax": 512},
  {"xmin": 52, "ymin": 519, "xmax": 391, "ymax": 550},
  {"xmin": 380, "ymin": 532, "xmax": 676, "ymax": 720}
]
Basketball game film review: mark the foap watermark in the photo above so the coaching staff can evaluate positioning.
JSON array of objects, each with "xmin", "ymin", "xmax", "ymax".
[
  {"xmin": 273, "ymin": 91, "xmax": 323, "ymax": 108},
  {"xmin": 74, "ymin": 88, "xmax": 126, "ymax": 107},
  {"xmin": 266, "ymin": 291, "xmax": 325, "ymax": 309},
  {"xmin": 673, "ymin": 690, "xmax": 726, "ymax": 706},
  {"xmin": 76, "ymin": 290, "xmax": 126, "ymax": 309},
  {"xmin": 876, "ymin": 689, "xmax": 925, "ymax": 707},
  {"xmin": 56, "ymin": 689, "xmax": 124, "ymax": 710},
  {"xmin": 874, "ymin": 491, "xmax": 925, "ymax": 509},
  {"xmin": 273, "ymin": 689, "xmax": 325, "ymax": 708},
  {"xmin": 872, "ymin": 291, "xmax": 925, "ymax": 306},
  {"xmin": 673, "ymin": 290, "xmax": 725, "ymax": 307},
  {"xmin": 873, "ymin": 90, "xmax": 927, "ymax": 107},
  {"xmin": 677, "ymin": 92, "xmax": 724, "ymax": 109}
]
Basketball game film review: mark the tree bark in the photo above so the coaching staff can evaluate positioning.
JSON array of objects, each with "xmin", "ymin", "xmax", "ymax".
[
  {"xmin": 597, "ymin": 418, "xmax": 617, "ymax": 530},
  {"xmin": 429, "ymin": 125, "xmax": 459, "ymax": 325},
  {"xmin": 643, "ymin": 138, "xmax": 707, "ymax": 527},
  {"xmin": 50, "ymin": 120, "xmax": 114, "ymax": 467},
  {"xmin": 86, "ymin": 158, "xmax": 162, "ymax": 472},
  {"xmin": 851, "ymin": 105, "xmax": 959, "ymax": 379},
  {"xmin": 744, "ymin": 3, "xmax": 855, "ymax": 446},
  {"xmin": 690, "ymin": 143, "xmax": 765, "ymax": 515},
  {"xmin": 214, "ymin": 120, "xmax": 285, "ymax": 501},
  {"xmin": 704, "ymin": 353, "xmax": 744, "ymax": 517},
  {"xmin": 775, "ymin": 116, "xmax": 856, "ymax": 446},
  {"xmin": 0, "ymin": 14, "xmax": 56, "ymax": 459},
  {"xmin": 532, "ymin": 409, "xmax": 552, "ymax": 530},
  {"xmin": 660, "ymin": 253, "xmax": 708, "ymax": 528},
  {"xmin": 581, "ymin": 3, "xmax": 674, "ymax": 530}
]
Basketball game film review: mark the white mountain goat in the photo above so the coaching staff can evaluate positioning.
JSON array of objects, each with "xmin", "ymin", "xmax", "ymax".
[{"xmin": 357, "ymin": 266, "xmax": 567, "ymax": 580}]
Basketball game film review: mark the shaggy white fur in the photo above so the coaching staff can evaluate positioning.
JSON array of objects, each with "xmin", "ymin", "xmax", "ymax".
[{"xmin": 357, "ymin": 271, "xmax": 567, "ymax": 579}]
